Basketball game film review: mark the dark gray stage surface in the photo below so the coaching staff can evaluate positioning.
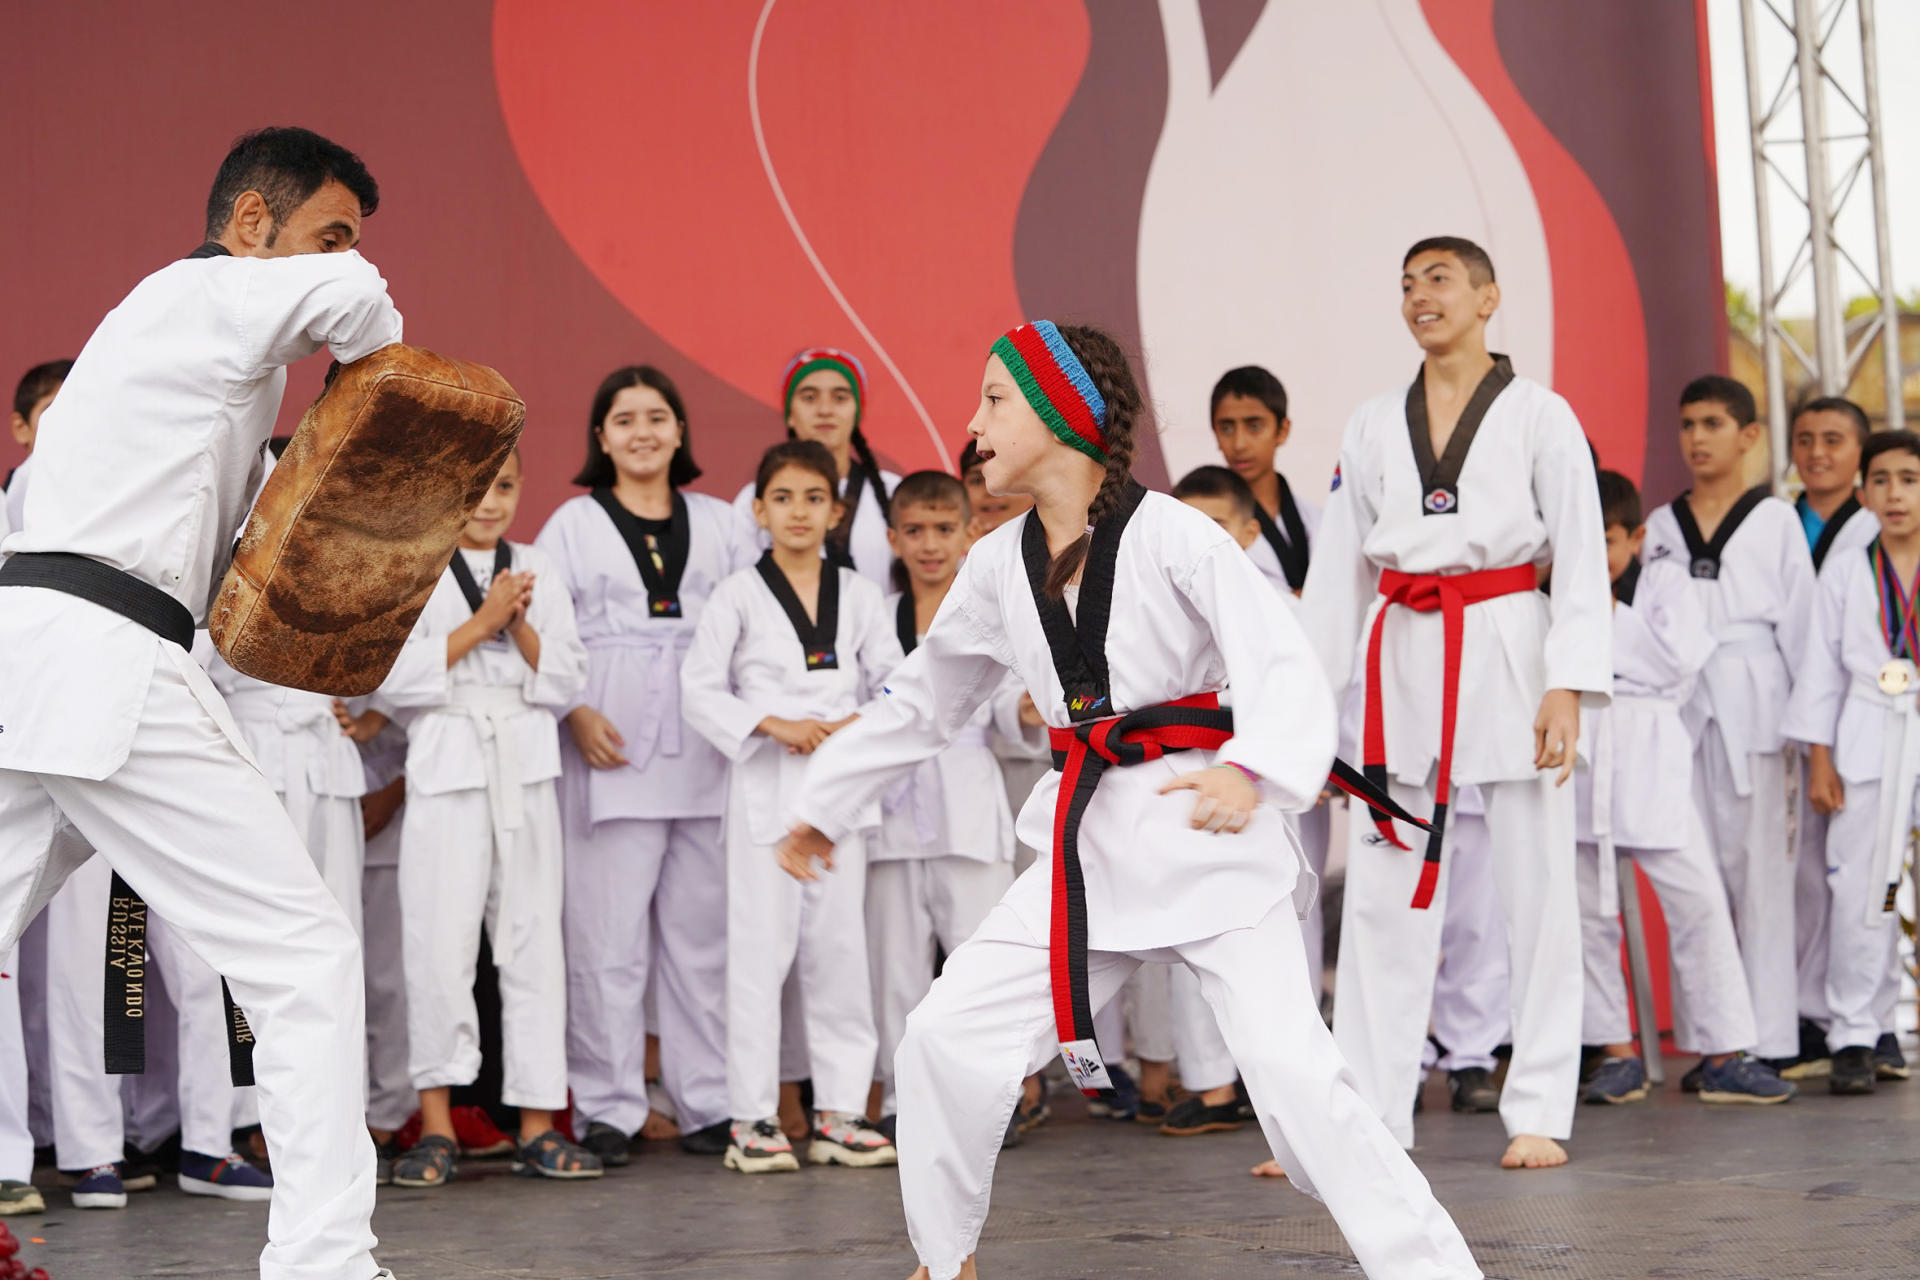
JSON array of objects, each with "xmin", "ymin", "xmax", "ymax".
[{"xmin": 17, "ymin": 1054, "xmax": 1920, "ymax": 1279}]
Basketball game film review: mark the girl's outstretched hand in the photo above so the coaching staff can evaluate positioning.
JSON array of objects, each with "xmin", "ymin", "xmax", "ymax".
[
  {"xmin": 777, "ymin": 824, "xmax": 836, "ymax": 881},
  {"xmin": 1160, "ymin": 764, "xmax": 1257, "ymax": 834}
]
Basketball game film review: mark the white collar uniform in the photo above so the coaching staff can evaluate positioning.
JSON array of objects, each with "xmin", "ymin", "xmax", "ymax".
[
  {"xmin": 796, "ymin": 491, "xmax": 1337, "ymax": 953},
  {"xmin": 534, "ymin": 490, "xmax": 758, "ymax": 824},
  {"xmin": 733, "ymin": 465, "xmax": 901, "ymax": 588}
]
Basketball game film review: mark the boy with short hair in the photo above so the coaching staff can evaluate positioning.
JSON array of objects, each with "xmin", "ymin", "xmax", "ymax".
[
  {"xmin": 1579, "ymin": 470, "xmax": 1792, "ymax": 1104},
  {"xmin": 5, "ymin": 359, "xmax": 71, "ymax": 534},
  {"xmin": 1209, "ymin": 367, "xmax": 1318, "ymax": 595},
  {"xmin": 1783, "ymin": 429, "xmax": 1920, "ymax": 1094},
  {"xmin": 1641, "ymin": 376, "xmax": 1815, "ymax": 1072}
]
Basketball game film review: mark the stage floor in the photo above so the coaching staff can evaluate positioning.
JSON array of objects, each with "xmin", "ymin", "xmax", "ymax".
[{"xmin": 19, "ymin": 1053, "xmax": 1920, "ymax": 1279}]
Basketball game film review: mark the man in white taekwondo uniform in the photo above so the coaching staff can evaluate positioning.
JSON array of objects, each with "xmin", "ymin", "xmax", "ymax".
[
  {"xmin": 0, "ymin": 128, "xmax": 404, "ymax": 1280},
  {"xmin": 1300, "ymin": 237, "xmax": 1611, "ymax": 1170},
  {"xmin": 0, "ymin": 495, "xmax": 39, "ymax": 1218}
]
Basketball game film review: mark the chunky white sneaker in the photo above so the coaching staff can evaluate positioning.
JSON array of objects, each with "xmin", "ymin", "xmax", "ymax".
[
  {"xmin": 808, "ymin": 1111, "xmax": 899, "ymax": 1168},
  {"xmin": 723, "ymin": 1119, "xmax": 800, "ymax": 1173}
]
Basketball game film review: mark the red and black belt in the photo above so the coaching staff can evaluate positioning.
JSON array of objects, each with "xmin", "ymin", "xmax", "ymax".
[
  {"xmin": 1361, "ymin": 563, "xmax": 1538, "ymax": 908},
  {"xmin": 1045, "ymin": 691, "xmax": 1428, "ymax": 1095}
]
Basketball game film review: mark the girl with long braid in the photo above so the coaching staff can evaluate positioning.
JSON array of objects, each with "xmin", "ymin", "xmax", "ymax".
[{"xmin": 780, "ymin": 322, "xmax": 1481, "ymax": 1279}]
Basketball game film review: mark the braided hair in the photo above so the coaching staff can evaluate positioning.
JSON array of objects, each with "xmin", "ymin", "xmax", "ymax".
[{"xmin": 1041, "ymin": 324, "xmax": 1142, "ymax": 598}]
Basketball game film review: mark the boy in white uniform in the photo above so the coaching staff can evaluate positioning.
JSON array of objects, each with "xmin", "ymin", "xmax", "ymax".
[
  {"xmin": 0, "ymin": 127, "xmax": 402, "ymax": 1280},
  {"xmin": 1784, "ymin": 429, "xmax": 1920, "ymax": 1095},
  {"xmin": 5, "ymin": 361, "xmax": 69, "ymax": 533},
  {"xmin": 1301, "ymin": 237, "xmax": 1610, "ymax": 1170},
  {"xmin": 1641, "ymin": 375, "xmax": 1815, "ymax": 1072},
  {"xmin": 1579, "ymin": 470, "xmax": 1792, "ymax": 1104}
]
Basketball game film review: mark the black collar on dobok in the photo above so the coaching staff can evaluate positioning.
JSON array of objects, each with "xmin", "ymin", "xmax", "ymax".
[
  {"xmin": 1811, "ymin": 495, "xmax": 1862, "ymax": 571},
  {"xmin": 1612, "ymin": 557, "xmax": 1642, "ymax": 607},
  {"xmin": 1405, "ymin": 353, "xmax": 1515, "ymax": 517},
  {"xmin": 1673, "ymin": 485, "xmax": 1769, "ymax": 580},
  {"xmin": 825, "ymin": 462, "xmax": 889, "ymax": 573},
  {"xmin": 756, "ymin": 552, "xmax": 840, "ymax": 670},
  {"xmin": 186, "ymin": 241, "xmax": 232, "ymax": 260},
  {"xmin": 1020, "ymin": 479, "xmax": 1148, "ymax": 723},
  {"xmin": 1253, "ymin": 472, "xmax": 1311, "ymax": 590},
  {"xmin": 895, "ymin": 590, "xmax": 918, "ymax": 656},
  {"xmin": 591, "ymin": 487, "xmax": 690, "ymax": 617},
  {"xmin": 448, "ymin": 542, "xmax": 513, "ymax": 614}
]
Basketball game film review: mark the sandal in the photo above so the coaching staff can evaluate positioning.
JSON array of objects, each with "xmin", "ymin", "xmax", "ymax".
[
  {"xmin": 390, "ymin": 1134, "xmax": 458, "ymax": 1189},
  {"xmin": 511, "ymin": 1129, "xmax": 604, "ymax": 1180}
]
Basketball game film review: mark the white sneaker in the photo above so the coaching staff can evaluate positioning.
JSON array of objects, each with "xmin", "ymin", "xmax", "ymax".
[
  {"xmin": 723, "ymin": 1118, "xmax": 800, "ymax": 1173},
  {"xmin": 808, "ymin": 1111, "xmax": 899, "ymax": 1168}
]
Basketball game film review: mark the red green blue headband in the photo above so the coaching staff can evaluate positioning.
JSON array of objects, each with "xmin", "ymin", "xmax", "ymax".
[
  {"xmin": 782, "ymin": 347, "xmax": 865, "ymax": 425},
  {"xmin": 991, "ymin": 321, "xmax": 1109, "ymax": 464}
]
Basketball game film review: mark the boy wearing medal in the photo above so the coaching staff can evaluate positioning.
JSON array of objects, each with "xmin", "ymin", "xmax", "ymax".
[{"xmin": 1785, "ymin": 429, "xmax": 1920, "ymax": 1095}]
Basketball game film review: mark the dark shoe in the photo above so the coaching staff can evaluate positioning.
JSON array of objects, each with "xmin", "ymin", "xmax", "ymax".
[
  {"xmin": 1133, "ymin": 1082, "xmax": 1179, "ymax": 1125},
  {"xmin": 1698, "ymin": 1054, "xmax": 1796, "ymax": 1104},
  {"xmin": 0, "ymin": 1179, "xmax": 45, "ymax": 1215},
  {"xmin": 1680, "ymin": 1060, "xmax": 1705, "ymax": 1094},
  {"xmin": 876, "ymin": 1114, "xmax": 898, "ymax": 1143},
  {"xmin": 1448, "ymin": 1067, "xmax": 1501, "ymax": 1113},
  {"xmin": 1778, "ymin": 1017, "xmax": 1832, "ymax": 1080},
  {"xmin": 1233, "ymin": 1077, "xmax": 1254, "ymax": 1121},
  {"xmin": 117, "ymin": 1149, "xmax": 160, "ymax": 1193},
  {"xmin": 374, "ymin": 1137, "xmax": 398, "ymax": 1186},
  {"xmin": 579, "ymin": 1121, "xmax": 631, "ymax": 1168},
  {"xmin": 1829, "ymin": 1045, "xmax": 1877, "ymax": 1095},
  {"xmin": 511, "ymin": 1129, "xmax": 605, "ymax": 1180},
  {"xmin": 178, "ymin": 1150, "xmax": 274, "ymax": 1201},
  {"xmin": 391, "ymin": 1134, "xmax": 459, "ymax": 1189},
  {"xmin": 1159, "ymin": 1093, "xmax": 1243, "ymax": 1136},
  {"xmin": 1581, "ymin": 1056, "xmax": 1648, "ymax": 1105},
  {"xmin": 678, "ymin": 1120, "xmax": 732, "ymax": 1157},
  {"xmin": 1015, "ymin": 1077, "xmax": 1051, "ymax": 1134},
  {"xmin": 1874, "ymin": 1033, "xmax": 1910, "ymax": 1081},
  {"xmin": 1085, "ymin": 1065, "xmax": 1139, "ymax": 1121},
  {"xmin": 70, "ymin": 1164, "xmax": 126, "ymax": 1210},
  {"xmin": 1001, "ymin": 1108, "xmax": 1022, "ymax": 1148}
]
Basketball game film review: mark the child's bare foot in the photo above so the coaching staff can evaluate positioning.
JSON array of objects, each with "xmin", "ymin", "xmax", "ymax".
[
  {"xmin": 906, "ymin": 1258, "xmax": 978, "ymax": 1280},
  {"xmin": 778, "ymin": 1082, "xmax": 810, "ymax": 1142},
  {"xmin": 639, "ymin": 1111, "xmax": 680, "ymax": 1141},
  {"xmin": 1500, "ymin": 1134, "xmax": 1567, "ymax": 1169},
  {"xmin": 1250, "ymin": 1159, "xmax": 1288, "ymax": 1179}
]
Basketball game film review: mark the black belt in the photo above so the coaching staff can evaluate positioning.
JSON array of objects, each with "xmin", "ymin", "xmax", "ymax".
[{"xmin": 0, "ymin": 554, "xmax": 254, "ymax": 1084}]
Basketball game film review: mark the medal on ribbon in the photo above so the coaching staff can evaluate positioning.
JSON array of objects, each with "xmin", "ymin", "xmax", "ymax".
[{"xmin": 1871, "ymin": 539, "xmax": 1920, "ymax": 699}]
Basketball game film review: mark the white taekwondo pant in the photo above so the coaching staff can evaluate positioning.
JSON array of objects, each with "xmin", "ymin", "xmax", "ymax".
[
  {"xmin": 1335, "ymin": 773, "xmax": 1580, "ymax": 1146},
  {"xmin": 360, "ymin": 811, "xmax": 412, "ymax": 1133},
  {"xmin": 1817, "ymin": 778, "xmax": 1905, "ymax": 1051},
  {"xmin": 17, "ymin": 913, "xmax": 52, "ymax": 1150},
  {"xmin": 1794, "ymin": 774, "xmax": 1833, "ymax": 1032},
  {"xmin": 1430, "ymin": 812, "xmax": 1510, "ymax": 1074},
  {"xmin": 0, "ymin": 944, "xmax": 29, "ymax": 1183},
  {"xmin": 0, "ymin": 656, "xmax": 375, "ymax": 1280},
  {"xmin": 895, "ymin": 901, "xmax": 1482, "ymax": 1280},
  {"xmin": 565, "ymin": 814, "xmax": 729, "ymax": 1135}
]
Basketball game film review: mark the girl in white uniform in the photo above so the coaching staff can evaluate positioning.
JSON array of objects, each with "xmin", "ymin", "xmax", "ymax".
[
  {"xmin": 535, "ymin": 365, "xmax": 758, "ymax": 1163},
  {"xmin": 682, "ymin": 441, "xmax": 902, "ymax": 1174},
  {"xmin": 783, "ymin": 321, "xmax": 1480, "ymax": 1280},
  {"xmin": 733, "ymin": 347, "xmax": 901, "ymax": 586},
  {"xmin": 370, "ymin": 452, "xmax": 598, "ymax": 1187}
]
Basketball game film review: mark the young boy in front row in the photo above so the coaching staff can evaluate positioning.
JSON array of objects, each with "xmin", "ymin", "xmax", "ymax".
[
  {"xmin": 1578, "ymin": 471, "xmax": 1793, "ymax": 1104},
  {"xmin": 1641, "ymin": 377, "xmax": 1815, "ymax": 1075},
  {"xmin": 1783, "ymin": 429, "xmax": 1920, "ymax": 1094}
]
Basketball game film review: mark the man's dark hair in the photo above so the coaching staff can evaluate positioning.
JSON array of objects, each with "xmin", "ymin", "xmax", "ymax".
[
  {"xmin": 204, "ymin": 127, "xmax": 379, "ymax": 241},
  {"xmin": 1209, "ymin": 365, "xmax": 1288, "ymax": 426},
  {"xmin": 889, "ymin": 470, "xmax": 969, "ymax": 525},
  {"xmin": 13, "ymin": 359, "xmax": 74, "ymax": 419},
  {"xmin": 1596, "ymin": 469, "xmax": 1642, "ymax": 532},
  {"xmin": 1403, "ymin": 236, "xmax": 1496, "ymax": 286},
  {"xmin": 1861, "ymin": 429, "xmax": 1920, "ymax": 479},
  {"xmin": 1679, "ymin": 374, "xmax": 1758, "ymax": 428},
  {"xmin": 1172, "ymin": 465, "xmax": 1257, "ymax": 521},
  {"xmin": 1793, "ymin": 394, "xmax": 1872, "ymax": 448}
]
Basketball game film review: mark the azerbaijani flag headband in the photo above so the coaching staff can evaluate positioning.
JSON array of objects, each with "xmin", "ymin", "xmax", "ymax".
[
  {"xmin": 781, "ymin": 346, "xmax": 866, "ymax": 425},
  {"xmin": 991, "ymin": 321, "xmax": 1109, "ymax": 465}
]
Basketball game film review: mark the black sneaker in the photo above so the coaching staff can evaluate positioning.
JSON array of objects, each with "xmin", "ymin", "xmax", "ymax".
[
  {"xmin": 1680, "ymin": 1060, "xmax": 1705, "ymax": 1093},
  {"xmin": 580, "ymin": 1121, "xmax": 632, "ymax": 1168},
  {"xmin": 678, "ymin": 1120, "xmax": 732, "ymax": 1157},
  {"xmin": 1448, "ymin": 1067, "xmax": 1501, "ymax": 1113},
  {"xmin": 1159, "ymin": 1093, "xmax": 1242, "ymax": 1137},
  {"xmin": 1829, "ymin": 1045, "xmax": 1877, "ymax": 1095},
  {"xmin": 876, "ymin": 1114, "xmax": 898, "ymax": 1143},
  {"xmin": 1233, "ymin": 1077, "xmax": 1254, "ymax": 1121},
  {"xmin": 1874, "ymin": 1033, "xmax": 1909, "ymax": 1081},
  {"xmin": 1778, "ymin": 1017, "xmax": 1832, "ymax": 1080},
  {"xmin": 1001, "ymin": 1108, "xmax": 1022, "ymax": 1149}
]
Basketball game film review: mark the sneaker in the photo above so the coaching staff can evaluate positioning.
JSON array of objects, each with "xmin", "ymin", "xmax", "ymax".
[
  {"xmin": 722, "ymin": 1119, "xmax": 799, "ymax": 1174},
  {"xmin": 0, "ymin": 1179, "xmax": 45, "ymax": 1215},
  {"xmin": 71, "ymin": 1164, "xmax": 127, "ymax": 1209},
  {"xmin": 179, "ymin": 1150, "xmax": 275, "ymax": 1201},
  {"xmin": 579, "ymin": 1121, "xmax": 632, "ymax": 1168},
  {"xmin": 1133, "ymin": 1080, "xmax": 1178, "ymax": 1125},
  {"xmin": 118, "ymin": 1152, "xmax": 160, "ymax": 1193},
  {"xmin": 1829, "ymin": 1044, "xmax": 1878, "ymax": 1095},
  {"xmin": 1159, "ymin": 1092, "xmax": 1243, "ymax": 1136},
  {"xmin": 1580, "ymin": 1056, "xmax": 1649, "ymax": 1105},
  {"xmin": 1777, "ymin": 1017, "xmax": 1832, "ymax": 1080},
  {"xmin": 1698, "ymin": 1054, "xmax": 1796, "ymax": 1105},
  {"xmin": 1084, "ymin": 1065, "xmax": 1139, "ymax": 1121},
  {"xmin": 1014, "ymin": 1077, "xmax": 1051, "ymax": 1134},
  {"xmin": 1680, "ymin": 1059, "xmax": 1705, "ymax": 1093},
  {"xmin": 1448, "ymin": 1067, "xmax": 1501, "ymax": 1113},
  {"xmin": 1874, "ymin": 1033, "xmax": 1910, "ymax": 1081},
  {"xmin": 678, "ymin": 1120, "xmax": 731, "ymax": 1157},
  {"xmin": 808, "ymin": 1111, "xmax": 899, "ymax": 1168},
  {"xmin": 875, "ymin": 1114, "xmax": 898, "ymax": 1143},
  {"xmin": 1001, "ymin": 1108, "xmax": 1023, "ymax": 1149}
]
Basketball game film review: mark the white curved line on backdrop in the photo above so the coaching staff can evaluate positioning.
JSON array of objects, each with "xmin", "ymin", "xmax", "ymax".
[{"xmin": 748, "ymin": 0, "xmax": 950, "ymax": 468}]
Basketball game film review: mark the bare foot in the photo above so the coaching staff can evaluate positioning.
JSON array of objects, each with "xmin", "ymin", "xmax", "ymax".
[
  {"xmin": 1500, "ymin": 1134, "xmax": 1567, "ymax": 1169},
  {"xmin": 639, "ymin": 1111, "xmax": 680, "ymax": 1141},
  {"xmin": 778, "ymin": 1082, "xmax": 810, "ymax": 1143},
  {"xmin": 907, "ymin": 1258, "xmax": 978, "ymax": 1280},
  {"xmin": 1249, "ymin": 1159, "xmax": 1288, "ymax": 1179}
]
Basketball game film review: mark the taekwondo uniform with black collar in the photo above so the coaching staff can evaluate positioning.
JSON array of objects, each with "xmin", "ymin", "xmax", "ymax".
[
  {"xmin": 732, "ymin": 462, "xmax": 902, "ymax": 588},
  {"xmin": 797, "ymin": 488, "xmax": 1480, "ymax": 1280},
  {"xmin": 371, "ymin": 541, "xmax": 587, "ymax": 1113},
  {"xmin": 1301, "ymin": 356, "xmax": 1610, "ymax": 1149},
  {"xmin": 1642, "ymin": 489, "xmax": 1815, "ymax": 1059},
  {"xmin": 868, "ymin": 594, "xmax": 1020, "ymax": 1116},
  {"xmin": 0, "ymin": 244, "xmax": 400, "ymax": 1279},
  {"xmin": 1792, "ymin": 499, "xmax": 1878, "ymax": 1041},
  {"xmin": 679, "ymin": 555, "xmax": 902, "ymax": 1125},
  {"xmin": 1781, "ymin": 538, "xmax": 1912, "ymax": 1054},
  {"xmin": 357, "ymin": 724, "xmax": 413, "ymax": 1134},
  {"xmin": 1575, "ymin": 557, "xmax": 1759, "ymax": 1055},
  {"xmin": 534, "ymin": 488, "xmax": 758, "ymax": 1140}
]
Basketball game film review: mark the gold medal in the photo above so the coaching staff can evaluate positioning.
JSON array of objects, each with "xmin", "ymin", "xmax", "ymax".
[{"xmin": 1878, "ymin": 660, "xmax": 1913, "ymax": 696}]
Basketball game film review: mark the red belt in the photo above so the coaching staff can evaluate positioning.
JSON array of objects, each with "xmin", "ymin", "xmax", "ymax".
[{"xmin": 1363, "ymin": 563, "xmax": 1538, "ymax": 908}]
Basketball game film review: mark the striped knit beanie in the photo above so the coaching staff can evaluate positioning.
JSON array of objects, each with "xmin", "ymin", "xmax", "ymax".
[
  {"xmin": 781, "ymin": 347, "xmax": 866, "ymax": 425},
  {"xmin": 990, "ymin": 321, "xmax": 1109, "ymax": 465}
]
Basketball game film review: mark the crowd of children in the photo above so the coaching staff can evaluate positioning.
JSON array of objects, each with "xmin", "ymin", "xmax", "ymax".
[{"xmin": 0, "ymin": 239, "xmax": 1912, "ymax": 1270}]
